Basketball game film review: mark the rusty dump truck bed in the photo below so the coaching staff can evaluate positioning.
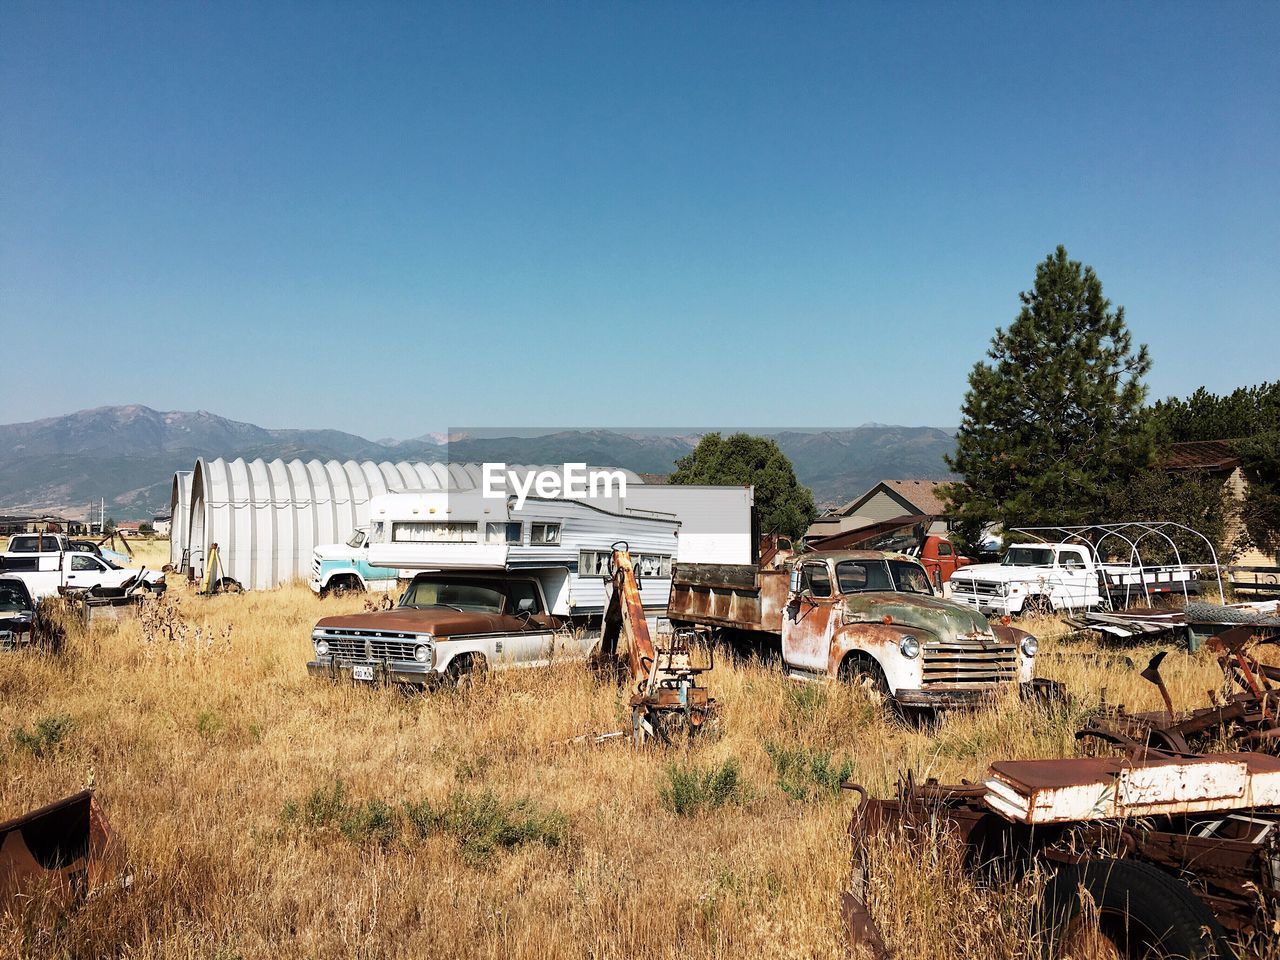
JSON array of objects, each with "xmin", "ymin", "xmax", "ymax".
[{"xmin": 667, "ymin": 562, "xmax": 789, "ymax": 634}]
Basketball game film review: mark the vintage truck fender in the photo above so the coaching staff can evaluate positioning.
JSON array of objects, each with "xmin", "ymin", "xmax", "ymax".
[{"xmin": 825, "ymin": 622, "xmax": 927, "ymax": 693}]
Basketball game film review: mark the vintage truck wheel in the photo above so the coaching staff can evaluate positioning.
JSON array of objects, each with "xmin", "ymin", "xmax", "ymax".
[
  {"xmin": 839, "ymin": 654, "xmax": 889, "ymax": 702},
  {"xmin": 446, "ymin": 654, "xmax": 487, "ymax": 690},
  {"xmin": 323, "ymin": 575, "xmax": 363, "ymax": 597},
  {"xmin": 1036, "ymin": 858, "xmax": 1235, "ymax": 960}
]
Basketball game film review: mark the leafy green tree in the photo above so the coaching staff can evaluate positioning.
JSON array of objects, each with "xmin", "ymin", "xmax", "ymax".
[
  {"xmin": 1099, "ymin": 470, "xmax": 1227, "ymax": 565},
  {"xmin": 1147, "ymin": 384, "xmax": 1280, "ymax": 556},
  {"xmin": 670, "ymin": 433, "xmax": 816, "ymax": 541},
  {"xmin": 945, "ymin": 246, "xmax": 1153, "ymax": 531}
]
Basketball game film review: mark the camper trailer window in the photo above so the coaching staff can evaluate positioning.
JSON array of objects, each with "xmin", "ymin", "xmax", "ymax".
[
  {"xmin": 486, "ymin": 522, "xmax": 523, "ymax": 545},
  {"xmin": 530, "ymin": 523, "xmax": 561, "ymax": 546},
  {"xmin": 578, "ymin": 550, "xmax": 672, "ymax": 578},
  {"xmin": 392, "ymin": 522, "xmax": 479, "ymax": 544}
]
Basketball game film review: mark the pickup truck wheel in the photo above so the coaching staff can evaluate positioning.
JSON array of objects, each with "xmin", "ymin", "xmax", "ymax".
[
  {"xmin": 840, "ymin": 654, "xmax": 889, "ymax": 702},
  {"xmin": 1036, "ymin": 858, "xmax": 1235, "ymax": 960},
  {"xmin": 1023, "ymin": 595, "xmax": 1053, "ymax": 617},
  {"xmin": 446, "ymin": 654, "xmax": 486, "ymax": 690},
  {"xmin": 324, "ymin": 575, "xmax": 363, "ymax": 597}
]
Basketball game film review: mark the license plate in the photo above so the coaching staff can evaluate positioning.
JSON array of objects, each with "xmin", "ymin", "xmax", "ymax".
[{"xmin": 352, "ymin": 664, "xmax": 375, "ymax": 682}]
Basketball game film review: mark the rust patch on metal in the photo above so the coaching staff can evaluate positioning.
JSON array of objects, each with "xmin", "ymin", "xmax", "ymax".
[{"xmin": 0, "ymin": 790, "xmax": 111, "ymax": 903}]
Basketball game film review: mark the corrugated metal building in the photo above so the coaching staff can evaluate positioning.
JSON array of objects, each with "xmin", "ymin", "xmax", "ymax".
[{"xmin": 168, "ymin": 471, "xmax": 193, "ymax": 569}]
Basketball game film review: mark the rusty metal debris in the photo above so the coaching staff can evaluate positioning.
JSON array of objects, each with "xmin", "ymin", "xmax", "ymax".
[
  {"xmin": 598, "ymin": 545, "xmax": 717, "ymax": 746},
  {"xmin": 0, "ymin": 790, "xmax": 111, "ymax": 903},
  {"xmin": 845, "ymin": 748, "xmax": 1280, "ymax": 958},
  {"xmin": 1080, "ymin": 623, "xmax": 1280, "ymax": 757},
  {"xmin": 1065, "ymin": 599, "xmax": 1280, "ymax": 650}
]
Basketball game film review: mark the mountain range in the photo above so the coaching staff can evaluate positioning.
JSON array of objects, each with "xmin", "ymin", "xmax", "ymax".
[{"xmin": 0, "ymin": 406, "xmax": 957, "ymax": 518}]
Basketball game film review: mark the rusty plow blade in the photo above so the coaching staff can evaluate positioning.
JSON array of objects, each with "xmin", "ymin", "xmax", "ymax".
[{"xmin": 0, "ymin": 790, "xmax": 111, "ymax": 904}]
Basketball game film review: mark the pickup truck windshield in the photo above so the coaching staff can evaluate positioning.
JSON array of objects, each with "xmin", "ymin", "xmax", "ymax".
[
  {"xmin": 1002, "ymin": 546, "xmax": 1056, "ymax": 567},
  {"xmin": 835, "ymin": 560, "xmax": 933, "ymax": 596},
  {"xmin": 0, "ymin": 583, "xmax": 31, "ymax": 611},
  {"xmin": 346, "ymin": 530, "xmax": 366, "ymax": 548},
  {"xmin": 400, "ymin": 577, "xmax": 507, "ymax": 613}
]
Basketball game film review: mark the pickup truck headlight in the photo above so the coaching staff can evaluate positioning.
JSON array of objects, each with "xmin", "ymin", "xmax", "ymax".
[
  {"xmin": 898, "ymin": 636, "xmax": 921, "ymax": 659},
  {"xmin": 314, "ymin": 639, "xmax": 329, "ymax": 657},
  {"xmin": 1021, "ymin": 636, "xmax": 1038, "ymax": 658},
  {"xmin": 414, "ymin": 643, "xmax": 431, "ymax": 663}
]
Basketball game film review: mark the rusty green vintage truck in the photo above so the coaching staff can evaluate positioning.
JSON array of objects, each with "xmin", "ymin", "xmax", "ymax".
[{"xmin": 668, "ymin": 548, "xmax": 1043, "ymax": 709}]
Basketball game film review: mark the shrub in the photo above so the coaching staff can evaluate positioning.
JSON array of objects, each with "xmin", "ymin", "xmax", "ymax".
[
  {"xmin": 11, "ymin": 713, "xmax": 74, "ymax": 757},
  {"xmin": 406, "ymin": 789, "xmax": 569, "ymax": 862},
  {"xmin": 764, "ymin": 741, "xmax": 853, "ymax": 801},
  {"xmin": 660, "ymin": 758, "xmax": 746, "ymax": 816}
]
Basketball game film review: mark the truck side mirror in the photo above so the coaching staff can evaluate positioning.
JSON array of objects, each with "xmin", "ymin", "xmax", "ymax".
[
  {"xmin": 789, "ymin": 568, "xmax": 803, "ymax": 596},
  {"xmin": 517, "ymin": 597, "xmax": 535, "ymax": 613}
]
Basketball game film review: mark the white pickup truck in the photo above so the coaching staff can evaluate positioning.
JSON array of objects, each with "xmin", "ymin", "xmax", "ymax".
[
  {"xmin": 0, "ymin": 535, "xmax": 165, "ymax": 600},
  {"xmin": 949, "ymin": 542, "xmax": 1199, "ymax": 616}
]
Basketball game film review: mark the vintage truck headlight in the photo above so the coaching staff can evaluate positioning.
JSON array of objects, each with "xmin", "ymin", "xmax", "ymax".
[
  {"xmin": 314, "ymin": 638, "xmax": 330, "ymax": 657},
  {"xmin": 1021, "ymin": 636, "xmax": 1038, "ymax": 658},
  {"xmin": 414, "ymin": 643, "xmax": 431, "ymax": 663},
  {"xmin": 898, "ymin": 636, "xmax": 921, "ymax": 659}
]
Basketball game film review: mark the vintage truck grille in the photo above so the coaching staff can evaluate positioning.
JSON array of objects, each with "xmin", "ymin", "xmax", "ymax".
[
  {"xmin": 922, "ymin": 637, "xmax": 1018, "ymax": 688},
  {"xmin": 312, "ymin": 558, "xmax": 322, "ymax": 579},
  {"xmin": 317, "ymin": 628, "xmax": 420, "ymax": 662}
]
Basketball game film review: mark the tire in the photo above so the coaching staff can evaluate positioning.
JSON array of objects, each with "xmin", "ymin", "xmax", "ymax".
[
  {"xmin": 446, "ymin": 653, "xmax": 486, "ymax": 690},
  {"xmin": 325, "ymin": 576, "xmax": 363, "ymax": 597},
  {"xmin": 1036, "ymin": 858, "xmax": 1235, "ymax": 960},
  {"xmin": 1023, "ymin": 595, "xmax": 1054, "ymax": 617},
  {"xmin": 840, "ymin": 654, "xmax": 890, "ymax": 701}
]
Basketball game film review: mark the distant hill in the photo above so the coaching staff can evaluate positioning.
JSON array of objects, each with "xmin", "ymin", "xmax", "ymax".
[{"xmin": 0, "ymin": 406, "xmax": 956, "ymax": 518}]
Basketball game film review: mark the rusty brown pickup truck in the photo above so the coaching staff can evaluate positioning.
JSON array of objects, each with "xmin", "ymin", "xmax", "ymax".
[
  {"xmin": 307, "ymin": 570, "xmax": 593, "ymax": 687},
  {"xmin": 668, "ymin": 549, "xmax": 1040, "ymax": 709}
]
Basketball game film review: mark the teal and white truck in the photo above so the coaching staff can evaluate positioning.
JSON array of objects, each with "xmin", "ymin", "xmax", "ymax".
[{"xmin": 309, "ymin": 528, "xmax": 400, "ymax": 595}]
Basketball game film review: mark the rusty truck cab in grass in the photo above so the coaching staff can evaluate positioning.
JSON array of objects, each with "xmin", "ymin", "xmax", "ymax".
[{"xmin": 669, "ymin": 549, "xmax": 1040, "ymax": 709}]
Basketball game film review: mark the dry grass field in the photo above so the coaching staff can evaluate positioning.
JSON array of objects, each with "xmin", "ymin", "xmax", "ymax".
[{"xmin": 0, "ymin": 565, "xmax": 1236, "ymax": 960}]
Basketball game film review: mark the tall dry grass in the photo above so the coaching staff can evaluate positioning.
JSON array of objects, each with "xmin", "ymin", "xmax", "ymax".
[{"xmin": 0, "ymin": 585, "xmax": 1233, "ymax": 959}]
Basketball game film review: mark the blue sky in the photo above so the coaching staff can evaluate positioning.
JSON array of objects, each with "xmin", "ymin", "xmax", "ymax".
[{"xmin": 2, "ymin": 1, "xmax": 1276, "ymax": 438}]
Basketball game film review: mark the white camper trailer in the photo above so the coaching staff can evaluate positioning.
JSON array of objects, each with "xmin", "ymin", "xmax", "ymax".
[{"xmin": 362, "ymin": 491, "xmax": 679, "ymax": 615}]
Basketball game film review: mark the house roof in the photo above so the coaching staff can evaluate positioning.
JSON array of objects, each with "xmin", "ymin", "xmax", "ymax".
[
  {"xmin": 1163, "ymin": 440, "xmax": 1241, "ymax": 472},
  {"xmin": 837, "ymin": 479, "xmax": 953, "ymax": 517}
]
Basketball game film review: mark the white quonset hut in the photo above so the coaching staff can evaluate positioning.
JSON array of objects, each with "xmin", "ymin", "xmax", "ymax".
[
  {"xmin": 184, "ymin": 459, "xmax": 642, "ymax": 591},
  {"xmin": 168, "ymin": 471, "xmax": 194, "ymax": 569}
]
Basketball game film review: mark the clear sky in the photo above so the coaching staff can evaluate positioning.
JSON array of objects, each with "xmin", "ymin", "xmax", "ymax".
[{"xmin": 2, "ymin": 1, "xmax": 1276, "ymax": 438}]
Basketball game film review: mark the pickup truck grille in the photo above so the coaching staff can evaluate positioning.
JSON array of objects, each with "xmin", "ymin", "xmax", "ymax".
[
  {"xmin": 952, "ymin": 578, "xmax": 1002, "ymax": 598},
  {"xmin": 922, "ymin": 637, "xmax": 1017, "ymax": 689},
  {"xmin": 316, "ymin": 628, "xmax": 420, "ymax": 662}
]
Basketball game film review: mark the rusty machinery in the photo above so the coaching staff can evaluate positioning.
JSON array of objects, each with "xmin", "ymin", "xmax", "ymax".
[
  {"xmin": 1080, "ymin": 624, "xmax": 1280, "ymax": 758},
  {"xmin": 598, "ymin": 545, "xmax": 718, "ymax": 746},
  {"xmin": 843, "ymin": 756, "xmax": 1280, "ymax": 960},
  {"xmin": 842, "ymin": 624, "xmax": 1280, "ymax": 959}
]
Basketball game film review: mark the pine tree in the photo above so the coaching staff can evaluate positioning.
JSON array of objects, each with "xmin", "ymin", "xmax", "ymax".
[{"xmin": 945, "ymin": 246, "xmax": 1153, "ymax": 534}]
